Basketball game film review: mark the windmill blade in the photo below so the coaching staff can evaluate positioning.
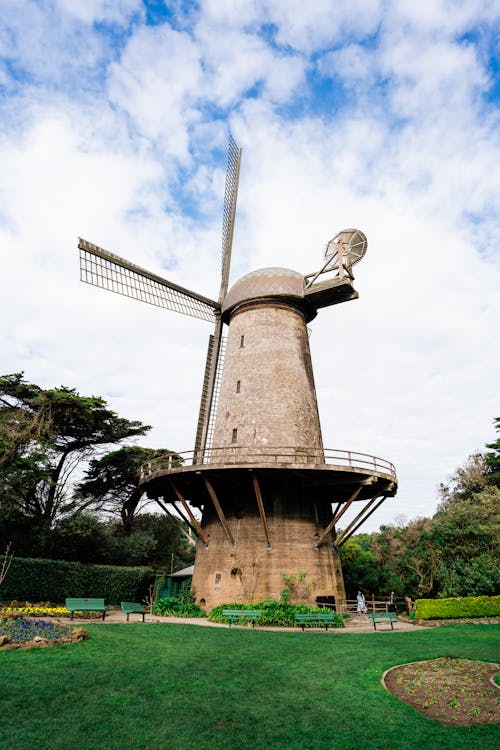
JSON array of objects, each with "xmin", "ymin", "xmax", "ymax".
[
  {"xmin": 194, "ymin": 136, "xmax": 242, "ymax": 458},
  {"xmin": 79, "ymin": 238, "xmax": 219, "ymax": 323},
  {"xmin": 193, "ymin": 330, "xmax": 227, "ymax": 461},
  {"xmin": 219, "ymin": 135, "xmax": 242, "ymax": 303}
]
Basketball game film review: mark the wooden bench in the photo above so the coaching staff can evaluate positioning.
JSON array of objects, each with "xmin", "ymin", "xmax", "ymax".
[
  {"xmin": 65, "ymin": 598, "xmax": 106, "ymax": 620},
  {"xmin": 294, "ymin": 613, "xmax": 339, "ymax": 631},
  {"xmin": 121, "ymin": 602, "xmax": 146, "ymax": 622},
  {"xmin": 368, "ymin": 612, "xmax": 398, "ymax": 630},
  {"xmin": 222, "ymin": 609, "xmax": 262, "ymax": 630}
]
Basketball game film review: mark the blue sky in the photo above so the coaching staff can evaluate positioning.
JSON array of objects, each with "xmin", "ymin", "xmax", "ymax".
[{"xmin": 1, "ymin": 0, "xmax": 500, "ymax": 530}]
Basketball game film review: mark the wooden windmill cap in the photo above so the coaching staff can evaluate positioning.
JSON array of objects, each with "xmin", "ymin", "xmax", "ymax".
[{"xmin": 222, "ymin": 267, "xmax": 314, "ymax": 322}]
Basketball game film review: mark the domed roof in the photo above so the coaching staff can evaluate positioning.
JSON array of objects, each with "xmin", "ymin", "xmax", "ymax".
[{"xmin": 222, "ymin": 267, "xmax": 305, "ymax": 319}]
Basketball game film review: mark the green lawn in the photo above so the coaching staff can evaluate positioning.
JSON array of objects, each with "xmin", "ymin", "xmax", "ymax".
[{"xmin": 0, "ymin": 624, "xmax": 498, "ymax": 750}]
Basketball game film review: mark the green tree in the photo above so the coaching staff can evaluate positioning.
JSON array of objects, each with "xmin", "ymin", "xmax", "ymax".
[
  {"xmin": 126, "ymin": 513, "xmax": 195, "ymax": 569},
  {"xmin": 341, "ymin": 441, "xmax": 499, "ymax": 601},
  {"xmin": 49, "ymin": 513, "xmax": 113, "ymax": 564},
  {"xmin": 485, "ymin": 417, "xmax": 500, "ymax": 488},
  {"xmin": 432, "ymin": 485, "xmax": 500, "ymax": 596},
  {"xmin": 438, "ymin": 451, "xmax": 488, "ymax": 503},
  {"xmin": 75, "ymin": 446, "xmax": 181, "ymax": 535},
  {"xmin": 0, "ymin": 373, "xmax": 149, "ymax": 542},
  {"xmin": 339, "ymin": 537, "xmax": 381, "ymax": 597}
]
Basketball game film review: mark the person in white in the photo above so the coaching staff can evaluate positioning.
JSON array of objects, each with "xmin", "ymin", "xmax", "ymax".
[{"xmin": 356, "ymin": 591, "xmax": 367, "ymax": 614}]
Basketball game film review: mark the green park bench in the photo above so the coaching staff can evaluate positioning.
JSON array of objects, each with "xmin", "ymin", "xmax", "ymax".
[
  {"xmin": 294, "ymin": 613, "xmax": 339, "ymax": 631},
  {"xmin": 65, "ymin": 598, "xmax": 107, "ymax": 620},
  {"xmin": 222, "ymin": 609, "xmax": 262, "ymax": 630},
  {"xmin": 121, "ymin": 602, "xmax": 146, "ymax": 622},
  {"xmin": 367, "ymin": 611, "xmax": 398, "ymax": 630}
]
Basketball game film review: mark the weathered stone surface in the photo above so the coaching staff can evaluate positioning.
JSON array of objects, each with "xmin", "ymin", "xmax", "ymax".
[
  {"xmin": 191, "ymin": 478, "xmax": 346, "ymax": 610},
  {"xmin": 212, "ymin": 302, "xmax": 323, "ymax": 452},
  {"xmin": 191, "ymin": 295, "xmax": 346, "ymax": 610}
]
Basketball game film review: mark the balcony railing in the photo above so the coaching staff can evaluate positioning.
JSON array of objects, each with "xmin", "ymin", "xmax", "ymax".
[{"xmin": 139, "ymin": 446, "xmax": 396, "ymax": 482}]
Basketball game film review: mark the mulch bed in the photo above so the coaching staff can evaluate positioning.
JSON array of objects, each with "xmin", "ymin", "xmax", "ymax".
[{"xmin": 383, "ymin": 657, "xmax": 500, "ymax": 726}]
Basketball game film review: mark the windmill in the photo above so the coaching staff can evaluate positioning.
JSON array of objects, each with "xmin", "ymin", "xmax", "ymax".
[{"xmin": 79, "ymin": 136, "xmax": 397, "ymax": 611}]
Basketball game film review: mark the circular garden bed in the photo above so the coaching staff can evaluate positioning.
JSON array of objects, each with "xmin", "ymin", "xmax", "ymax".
[{"xmin": 383, "ymin": 657, "xmax": 500, "ymax": 726}]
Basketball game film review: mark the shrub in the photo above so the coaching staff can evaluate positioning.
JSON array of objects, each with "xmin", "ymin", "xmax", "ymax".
[
  {"xmin": 0, "ymin": 556, "xmax": 86, "ymax": 601},
  {"xmin": 208, "ymin": 600, "xmax": 344, "ymax": 628},
  {"xmin": 414, "ymin": 595, "xmax": 500, "ymax": 620},
  {"xmin": 152, "ymin": 597, "xmax": 205, "ymax": 618},
  {"xmin": 0, "ymin": 555, "xmax": 154, "ymax": 604},
  {"xmin": 84, "ymin": 564, "xmax": 154, "ymax": 603}
]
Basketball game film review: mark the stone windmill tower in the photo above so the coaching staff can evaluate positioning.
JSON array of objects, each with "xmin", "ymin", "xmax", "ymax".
[{"xmin": 79, "ymin": 137, "xmax": 397, "ymax": 611}]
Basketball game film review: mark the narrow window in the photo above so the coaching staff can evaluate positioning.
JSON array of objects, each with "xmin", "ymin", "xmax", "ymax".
[
  {"xmin": 232, "ymin": 428, "xmax": 238, "ymax": 443},
  {"xmin": 239, "ymin": 334, "xmax": 245, "ymax": 348},
  {"xmin": 215, "ymin": 572, "xmax": 222, "ymax": 585},
  {"xmin": 236, "ymin": 380, "xmax": 241, "ymax": 393}
]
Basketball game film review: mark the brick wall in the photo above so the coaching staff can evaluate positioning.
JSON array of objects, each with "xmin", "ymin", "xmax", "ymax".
[
  {"xmin": 212, "ymin": 301, "xmax": 323, "ymax": 452},
  {"xmin": 190, "ymin": 475, "xmax": 346, "ymax": 610}
]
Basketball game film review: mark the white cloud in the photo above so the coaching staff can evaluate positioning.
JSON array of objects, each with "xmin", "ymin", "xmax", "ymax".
[
  {"xmin": 199, "ymin": 0, "xmax": 383, "ymax": 52},
  {"xmin": 108, "ymin": 24, "xmax": 203, "ymax": 161},
  {"xmin": 318, "ymin": 44, "xmax": 378, "ymax": 84},
  {"xmin": 387, "ymin": 0, "xmax": 500, "ymax": 34},
  {"xmin": 195, "ymin": 23, "xmax": 307, "ymax": 106},
  {"xmin": 107, "ymin": 15, "xmax": 307, "ymax": 156},
  {"xmin": 267, "ymin": 0, "xmax": 383, "ymax": 52},
  {"xmin": 56, "ymin": 0, "xmax": 141, "ymax": 24},
  {"xmin": 0, "ymin": 1, "xmax": 109, "ymax": 87}
]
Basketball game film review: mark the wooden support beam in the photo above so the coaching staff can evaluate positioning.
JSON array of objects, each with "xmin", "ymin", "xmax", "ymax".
[
  {"xmin": 251, "ymin": 471, "xmax": 271, "ymax": 548},
  {"xmin": 332, "ymin": 501, "xmax": 342, "ymax": 520},
  {"xmin": 316, "ymin": 485, "xmax": 363, "ymax": 548},
  {"xmin": 168, "ymin": 479, "xmax": 209, "ymax": 546},
  {"xmin": 335, "ymin": 495, "xmax": 381, "ymax": 547},
  {"xmin": 155, "ymin": 499, "xmax": 196, "ymax": 546},
  {"xmin": 337, "ymin": 496, "xmax": 388, "ymax": 546},
  {"xmin": 171, "ymin": 499, "xmax": 196, "ymax": 534},
  {"xmin": 203, "ymin": 476, "xmax": 235, "ymax": 545}
]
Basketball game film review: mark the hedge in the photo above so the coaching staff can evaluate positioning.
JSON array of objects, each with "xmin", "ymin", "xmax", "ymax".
[
  {"xmin": 0, "ymin": 555, "xmax": 154, "ymax": 604},
  {"xmin": 414, "ymin": 595, "xmax": 500, "ymax": 620}
]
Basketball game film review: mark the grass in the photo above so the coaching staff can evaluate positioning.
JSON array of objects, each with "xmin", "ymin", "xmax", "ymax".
[{"xmin": 0, "ymin": 623, "xmax": 498, "ymax": 750}]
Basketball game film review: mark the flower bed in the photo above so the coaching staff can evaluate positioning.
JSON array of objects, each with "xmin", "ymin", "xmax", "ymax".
[
  {"xmin": 0, "ymin": 617, "xmax": 70, "ymax": 642},
  {"xmin": 1, "ymin": 602, "xmax": 105, "ymax": 619},
  {"xmin": 0, "ymin": 616, "xmax": 88, "ymax": 650},
  {"xmin": 0, "ymin": 603, "xmax": 69, "ymax": 618},
  {"xmin": 383, "ymin": 657, "xmax": 500, "ymax": 726}
]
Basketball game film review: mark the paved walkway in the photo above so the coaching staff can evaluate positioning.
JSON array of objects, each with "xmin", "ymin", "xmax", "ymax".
[{"xmin": 62, "ymin": 610, "xmax": 426, "ymax": 633}]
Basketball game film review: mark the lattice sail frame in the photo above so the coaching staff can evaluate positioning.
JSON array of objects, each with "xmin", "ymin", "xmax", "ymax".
[
  {"xmin": 219, "ymin": 135, "xmax": 242, "ymax": 302},
  {"xmin": 204, "ymin": 334, "xmax": 227, "ymax": 456},
  {"xmin": 79, "ymin": 238, "xmax": 218, "ymax": 323}
]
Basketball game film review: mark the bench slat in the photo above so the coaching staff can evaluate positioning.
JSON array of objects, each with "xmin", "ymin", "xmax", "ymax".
[
  {"xmin": 65, "ymin": 598, "xmax": 106, "ymax": 621},
  {"xmin": 294, "ymin": 613, "xmax": 339, "ymax": 631},
  {"xmin": 121, "ymin": 602, "xmax": 146, "ymax": 622},
  {"xmin": 222, "ymin": 610, "xmax": 262, "ymax": 629},
  {"xmin": 367, "ymin": 612, "xmax": 398, "ymax": 630}
]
